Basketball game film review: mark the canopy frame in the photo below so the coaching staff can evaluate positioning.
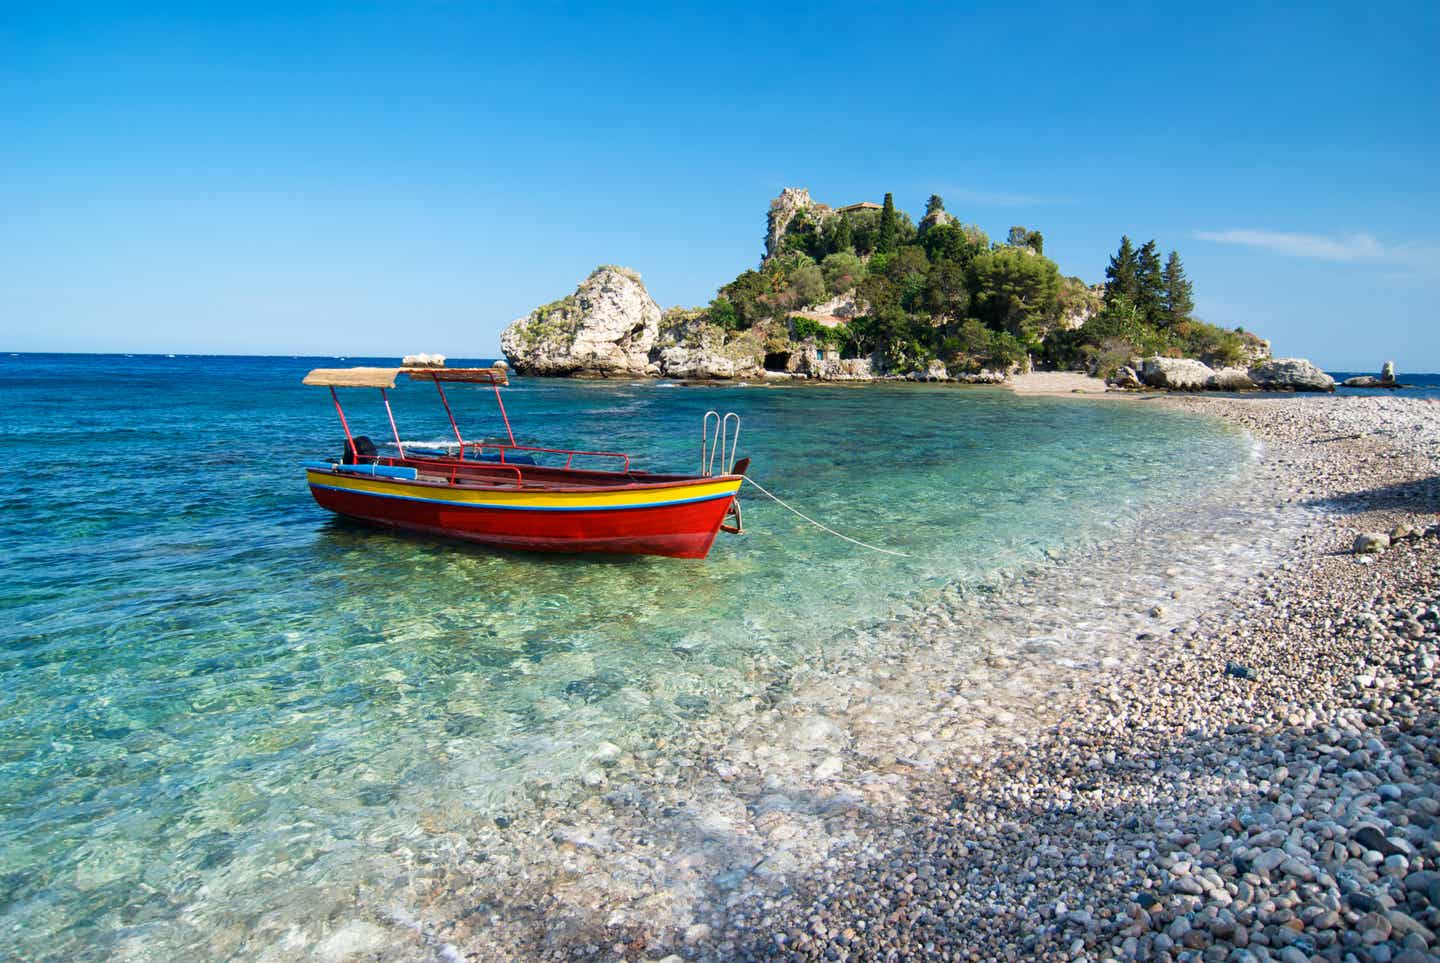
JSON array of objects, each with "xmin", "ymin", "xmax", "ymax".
[{"xmin": 305, "ymin": 363, "xmax": 635, "ymax": 479}]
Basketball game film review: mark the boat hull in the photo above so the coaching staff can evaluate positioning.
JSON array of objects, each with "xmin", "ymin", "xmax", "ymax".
[{"xmin": 306, "ymin": 470, "xmax": 742, "ymax": 558}]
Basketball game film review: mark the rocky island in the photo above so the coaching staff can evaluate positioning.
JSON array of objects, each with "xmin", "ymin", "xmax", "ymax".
[{"xmin": 500, "ymin": 188, "xmax": 1336, "ymax": 391}]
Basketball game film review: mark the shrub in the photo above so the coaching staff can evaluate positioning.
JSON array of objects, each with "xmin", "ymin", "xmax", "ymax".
[
  {"xmin": 707, "ymin": 296, "xmax": 740, "ymax": 332},
  {"xmin": 820, "ymin": 250, "xmax": 865, "ymax": 294},
  {"xmin": 1173, "ymin": 319, "xmax": 1246, "ymax": 367},
  {"xmin": 789, "ymin": 315, "xmax": 836, "ymax": 344},
  {"xmin": 788, "ymin": 260, "xmax": 826, "ymax": 307}
]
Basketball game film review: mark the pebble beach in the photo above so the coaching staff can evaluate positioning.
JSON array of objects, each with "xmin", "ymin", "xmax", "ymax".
[{"xmin": 339, "ymin": 392, "xmax": 1438, "ymax": 963}]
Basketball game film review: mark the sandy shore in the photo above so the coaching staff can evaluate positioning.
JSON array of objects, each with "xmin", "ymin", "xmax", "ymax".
[
  {"xmin": 1003, "ymin": 371, "xmax": 1115, "ymax": 396},
  {"xmin": 344, "ymin": 395, "xmax": 1438, "ymax": 963}
]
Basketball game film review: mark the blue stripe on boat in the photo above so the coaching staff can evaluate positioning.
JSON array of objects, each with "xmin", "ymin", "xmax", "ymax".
[{"xmin": 305, "ymin": 482, "xmax": 732, "ymax": 512}]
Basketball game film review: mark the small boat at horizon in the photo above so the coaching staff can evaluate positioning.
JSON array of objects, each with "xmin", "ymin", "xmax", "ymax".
[{"xmin": 301, "ymin": 365, "xmax": 748, "ymax": 558}]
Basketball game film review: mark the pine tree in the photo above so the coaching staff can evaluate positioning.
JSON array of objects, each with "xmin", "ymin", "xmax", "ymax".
[
  {"xmin": 1007, "ymin": 226, "xmax": 1030, "ymax": 247},
  {"xmin": 1104, "ymin": 236, "xmax": 1139, "ymax": 303},
  {"xmin": 830, "ymin": 214, "xmax": 853, "ymax": 254},
  {"xmin": 876, "ymin": 192, "xmax": 898, "ymax": 254},
  {"xmin": 1160, "ymin": 251, "xmax": 1194, "ymax": 328},
  {"xmin": 1135, "ymin": 240, "xmax": 1164, "ymax": 323},
  {"xmin": 925, "ymin": 194, "xmax": 945, "ymax": 217},
  {"xmin": 1027, "ymin": 230, "xmax": 1044, "ymax": 255}
]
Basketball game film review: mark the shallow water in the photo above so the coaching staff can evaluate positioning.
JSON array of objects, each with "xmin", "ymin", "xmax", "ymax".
[{"xmin": 0, "ymin": 354, "xmax": 1252, "ymax": 957}]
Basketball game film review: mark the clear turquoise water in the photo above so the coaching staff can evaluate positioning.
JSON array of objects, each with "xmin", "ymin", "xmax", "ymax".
[{"xmin": 0, "ymin": 353, "xmax": 1251, "ymax": 957}]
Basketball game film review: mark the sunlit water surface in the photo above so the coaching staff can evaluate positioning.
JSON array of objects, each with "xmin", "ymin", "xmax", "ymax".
[{"xmin": 0, "ymin": 354, "xmax": 1253, "ymax": 957}]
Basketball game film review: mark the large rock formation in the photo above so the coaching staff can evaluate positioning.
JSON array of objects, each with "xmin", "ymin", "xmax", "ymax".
[
  {"xmin": 801, "ymin": 356, "xmax": 874, "ymax": 381},
  {"xmin": 766, "ymin": 188, "xmax": 830, "ymax": 261},
  {"xmin": 1139, "ymin": 357, "xmax": 1215, "ymax": 390},
  {"xmin": 502, "ymin": 267, "xmax": 886, "ymax": 381},
  {"xmin": 1247, "ymin": 358, "xmax": 1335, "ymax": 392},
  {"xmin": 1206, "ymin": 367, "xmax": 1257, "ymax": 391},
  {"xmin": 500, "ymin": 267, "xmax": 661, "ymax": 377},
  {"xmin": 652, "ymin": 308, "xmax": 766, "ymax": 379}
]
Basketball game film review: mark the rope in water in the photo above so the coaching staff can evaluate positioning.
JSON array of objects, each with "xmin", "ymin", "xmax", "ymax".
[{"xmin": 741, "ymin": 476, "xmax": 913, "ymax": 558}]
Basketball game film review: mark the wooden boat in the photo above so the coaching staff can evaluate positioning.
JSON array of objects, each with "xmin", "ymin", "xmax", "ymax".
[{"xmin": 301, "ymin": 365, "xmax": 747, "ymax": 558}]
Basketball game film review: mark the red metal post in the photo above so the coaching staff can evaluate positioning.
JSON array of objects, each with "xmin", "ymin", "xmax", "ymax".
[
  {"xmin": 380, "ymin": 388, "xmax": 405, "ymax": 459},
  {"xmin": 492, "ymin": 380, "xmax": 516, "ymax": 446},
  {"xmin": 433, "ymin": 377, "xmax": 464, "ymax": 450},
  {"xmin": 330, "ymin": 386, "xmax": 357, "ymax": 460}
]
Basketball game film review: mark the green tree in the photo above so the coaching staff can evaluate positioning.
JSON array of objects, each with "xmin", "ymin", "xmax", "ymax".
[
  {"xmin": 925, "ymin": 194, "xmax": 945, "ymax": 217},
  {"xmin": 1006, "ymin": 226, "xmax": 1031, "ymax": 248},
  {"xmin": 787, "ymin": 260, "xmax": 826, "ymax": 307},
  {"xmin": 919, "ymin": 222, "xmax": 989, "ymax": 267},
  {"xmin": 1135, "ymin": 240, "xmax": 1164, "ymax": 323},
  {"xmin": 1103, "ymin": 235, "xmax": 1140, "ymax": 303},
  {"xmin": 707, "ymin": 296, "xmax": 739, "ymax": 331},
  {"xmin": 1160, "ymin": 251, "xmax": 1194, "ymax": 328},
  {"xmin": 845, "ymin": 209, "xmax": 882, "ymax": 255},
  {"xmin": 969, "ymin": 247, "xmax": 1062, "ymax": 342},
  {"xmin": 826, "ymin": 215, "xmax": 853, "ymax": 255},
  {"xmin": 922, "ymin": 258, "xmax": 969, "ymax": 321},
  {"xmin": 876, "ymin": 192, "xmax": 899, "ymax": 254},
  {"xmin": 1026, "ymin": 230, "xmax": 1044, "ymax": 254},
  {"xmin": 820, "ymin": 250, "xmax": 865, "ymax": 294},
  {"xmin": 717, "ymin": 269, "xmax": 770, "ymax": 328}
]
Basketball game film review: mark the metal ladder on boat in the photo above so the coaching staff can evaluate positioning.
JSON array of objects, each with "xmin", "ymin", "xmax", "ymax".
[{"xmin": 702, "ymin": 411, "xmax": 745, "ymax": 534}]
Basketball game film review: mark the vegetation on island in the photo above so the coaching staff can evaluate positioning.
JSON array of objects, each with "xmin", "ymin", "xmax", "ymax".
[
  {"xmin": 686, "ymin": 192, "xmax": 1263, "ymax": 376},
  {"xmin": 1043, "ymin": 238, "xmax": 1263, "ymax": 376}
]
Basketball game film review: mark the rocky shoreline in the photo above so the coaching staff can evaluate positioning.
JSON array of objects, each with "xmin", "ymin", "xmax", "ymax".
[
  {"xmin": 496, "ymin": 266, "xmax": 1342, "ymax": 391},
  {"xmin": 334, "ymin": 395, "xmax": 1437, "ymax": 963},
  {"xmin": 703, "ymin": 396, "xmax": 1440, "ymax": 963}
]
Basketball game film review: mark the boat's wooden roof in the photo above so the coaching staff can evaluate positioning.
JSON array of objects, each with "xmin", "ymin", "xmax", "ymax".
[
  {"xmin": 404, "ymin": 366, "xmax": 509, "ymax": 386},
  {"xmin": 303, "ymin": 365, "xmax": 509, "ymax": 388},
  {"xmin": 303, "ymin": 367, "xmax": 401, "ymax": 388}
]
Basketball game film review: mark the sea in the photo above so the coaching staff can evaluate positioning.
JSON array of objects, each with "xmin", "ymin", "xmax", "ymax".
[
  {"xmin": 0, "ymin": 352, "xmax": 1431, "ymax": 957},
  {"xmin": 1331, "ymin": 370, "xmax": 1440, "ymax": 398}
]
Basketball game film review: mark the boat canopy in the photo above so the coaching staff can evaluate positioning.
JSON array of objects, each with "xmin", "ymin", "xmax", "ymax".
[
  {"xmin": 404, "ymin": 367, "xmax": 509, "ymax": 385},
  {"xmin": 303, "ymin": 367, "xmax": 401, "ymax": 388},
  {"xmin": 303, "ymin": 365, "xmax": 509, "ymax": 388}
]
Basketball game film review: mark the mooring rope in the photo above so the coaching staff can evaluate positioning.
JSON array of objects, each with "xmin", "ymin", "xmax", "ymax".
[{"xmin": 741, "ymin": 476, "xmax": 913, "ymax": 558}]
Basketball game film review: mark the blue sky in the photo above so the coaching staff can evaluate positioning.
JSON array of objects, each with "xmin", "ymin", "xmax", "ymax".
[{"xmin": 2, "ymin": 2, "xmax": 1437, "ymax": 370}]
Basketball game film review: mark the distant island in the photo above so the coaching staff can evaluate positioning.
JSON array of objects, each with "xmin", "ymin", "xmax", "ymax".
[{"xmin": 501, "ymin": 187, "xmax": 1334, "ymax": 391}]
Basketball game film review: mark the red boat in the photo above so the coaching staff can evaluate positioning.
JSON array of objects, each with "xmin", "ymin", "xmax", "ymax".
[{"xmin": 301, "ymin": 365, "xmax": 747, "ymax": 558}]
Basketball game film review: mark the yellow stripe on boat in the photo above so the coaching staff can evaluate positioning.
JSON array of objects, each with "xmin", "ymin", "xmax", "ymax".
[{"xmin": 306, "ymin": 469, "xmax": 740, "ymax": 511}]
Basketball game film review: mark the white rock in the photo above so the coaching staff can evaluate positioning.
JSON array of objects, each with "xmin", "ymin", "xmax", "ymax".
[
  {"xmin": 501, "ymin": 266, "xmax": 661, "ymax": 377},
  {"xmin": 1139, "ymin": 356, "xmax": 1215, "ymax": 390},
  {"xmin": 1248, "ymin": 357, "xmax": 1336, "ymax": 392},
  {"xmin": 1206, "ymin": 366, "xmax": 1257, "ymax": 391},
  {"xmin": 1353, "ymin": 532, "xmax": 1391, "ymax": 555}
]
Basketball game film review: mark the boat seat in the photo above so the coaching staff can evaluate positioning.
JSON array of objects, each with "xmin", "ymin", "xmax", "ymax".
[
  {"xmin": 303, "ymin": 460, "xmax": 418, "ymax": 481},
  {"xmin": 478, "ymin": 451, "xmax": 537, "ymax": 465}
]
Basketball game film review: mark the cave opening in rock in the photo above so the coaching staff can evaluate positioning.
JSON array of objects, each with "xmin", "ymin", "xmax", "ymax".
[{"xmin": 763, "ymin": 352, "xmax": 791, "ymax": 372}]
